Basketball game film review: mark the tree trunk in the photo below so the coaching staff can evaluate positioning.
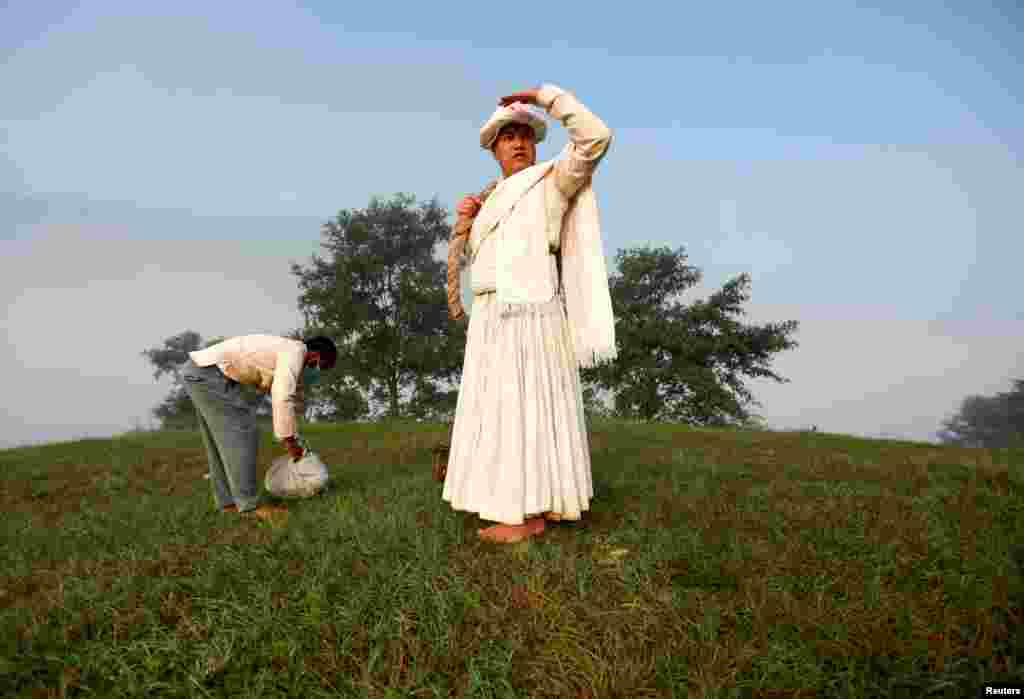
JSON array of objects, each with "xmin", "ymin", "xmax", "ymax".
[{"xmin": 389, "ymin": 370, "xmax": 400, "ymax": 418}]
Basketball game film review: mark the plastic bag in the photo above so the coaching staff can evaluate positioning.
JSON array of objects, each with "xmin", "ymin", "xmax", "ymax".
[{"xmin": 265, "ymin": 446, "xmax": 329, "ymax": 498}]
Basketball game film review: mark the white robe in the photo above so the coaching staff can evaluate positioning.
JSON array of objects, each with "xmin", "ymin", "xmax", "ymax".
[{"xmin": 442, "ymin": 85, "xmax": 612, "ymax": 525}]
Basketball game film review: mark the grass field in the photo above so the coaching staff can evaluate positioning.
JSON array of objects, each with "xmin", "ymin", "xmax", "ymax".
[{"xmin": 2, "ymin": 419, "xmax": 1022, "ymax": 697}]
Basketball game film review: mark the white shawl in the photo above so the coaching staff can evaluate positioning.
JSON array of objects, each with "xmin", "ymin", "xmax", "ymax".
[
  {"xmin": 469, "ymin": 157, "xmax": 617, "ymax": 369},
  {"xmin": 560, "ymin": 182, "xmax": 618, "ymax": 368}
]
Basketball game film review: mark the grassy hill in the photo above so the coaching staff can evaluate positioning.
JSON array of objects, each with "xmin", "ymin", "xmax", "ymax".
[{"xmin": 1, "ymin": 420, "xmax": 1022, "ymax": 697}]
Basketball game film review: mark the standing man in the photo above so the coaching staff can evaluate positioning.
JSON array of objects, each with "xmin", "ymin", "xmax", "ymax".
[
  {"xmin": 444, "ymin": 84, "xmax": 617, "ymax": 543},
  {"xmin": 180, "ymin": 334, "xmax": 337, "ymax": 519}
]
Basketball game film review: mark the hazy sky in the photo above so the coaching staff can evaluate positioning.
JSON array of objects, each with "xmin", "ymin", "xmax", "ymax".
[{"xmin": 2, "ymin": 1, "xmax": 1022, "ymax": 448}]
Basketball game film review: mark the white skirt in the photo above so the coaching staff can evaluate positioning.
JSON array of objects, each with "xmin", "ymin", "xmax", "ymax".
[{"xmin": 442, "ymin": 292, "xmax": 593, "ymax": 525}]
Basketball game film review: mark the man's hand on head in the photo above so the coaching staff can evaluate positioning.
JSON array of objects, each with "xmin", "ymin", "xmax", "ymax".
[{"xmin": 498, "ymin": 88, "xmax": 541, "ymax": 107}]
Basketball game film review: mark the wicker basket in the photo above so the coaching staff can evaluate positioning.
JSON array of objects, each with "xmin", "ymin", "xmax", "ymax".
[{"xmin": 431, "ymin": 422, "xmax": 454, "ymax": 482}]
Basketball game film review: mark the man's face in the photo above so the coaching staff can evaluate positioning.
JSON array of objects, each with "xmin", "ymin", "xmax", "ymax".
[{"xmin": 492, "ymin": 123, "xmax": 537, "ymax": 177}]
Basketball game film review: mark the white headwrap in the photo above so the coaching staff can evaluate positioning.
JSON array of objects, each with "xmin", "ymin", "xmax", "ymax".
[{"xmin": 479, "ymin": 102, "xmax": 547, "ymax": 150}]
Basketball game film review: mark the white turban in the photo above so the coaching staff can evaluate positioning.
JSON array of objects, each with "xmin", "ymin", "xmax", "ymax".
[{"xmin": 479, "ymin": 102, "xmax": 547, "ymax": 150}]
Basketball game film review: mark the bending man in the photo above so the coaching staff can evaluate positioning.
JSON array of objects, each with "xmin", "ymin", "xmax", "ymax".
[
  {"xmin": 180, "ymin": 334, "xmax": 337, "ymax": 519},
  {"xmin": 444, "ymin": 84, "xmax": 617, "ymax": 543}
]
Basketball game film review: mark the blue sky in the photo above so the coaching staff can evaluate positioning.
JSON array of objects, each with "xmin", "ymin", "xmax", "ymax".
[{"xmin": 2, "ymin": 0, "xmax": 1022, "ymax": 447}]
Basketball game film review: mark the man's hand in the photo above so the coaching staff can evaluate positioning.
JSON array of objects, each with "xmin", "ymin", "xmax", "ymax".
[
  {"xmin": 498, "ymin": 87, "xmax": 541, "ymax": 107},
  {"xmin": 455, "ymin": 195, "xmax": 482, "ymax": 221},
  {"xmin": 284, "ymin": 436, "xmax": 304, "ymax": 462}
]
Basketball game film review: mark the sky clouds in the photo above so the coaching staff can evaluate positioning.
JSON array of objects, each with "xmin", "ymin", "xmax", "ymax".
[{"xmin": 2, "ymin": 1, "xmax": 1021, "ymax": 448}]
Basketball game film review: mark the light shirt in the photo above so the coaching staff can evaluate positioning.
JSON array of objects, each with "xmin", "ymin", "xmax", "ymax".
[{"xmin": 189, "ymin": 334, "xmax": 306, "ymax": 442}]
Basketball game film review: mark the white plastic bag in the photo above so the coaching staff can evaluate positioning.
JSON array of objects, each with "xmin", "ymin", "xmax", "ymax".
[{"xmin": 265, "ymin": 448, "xmax": 329, "ymax": 498}]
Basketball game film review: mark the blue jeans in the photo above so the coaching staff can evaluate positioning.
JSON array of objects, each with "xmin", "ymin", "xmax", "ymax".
[{"xmin": 179, "ymin": 359, "xmax": 262, "ymax": 512}]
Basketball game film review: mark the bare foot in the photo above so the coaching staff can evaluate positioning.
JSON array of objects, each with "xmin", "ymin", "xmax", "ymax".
[
  {"xmin": 478, "ymin": 523, "xmax": 530, "ymax": 543},
  {"xmin": 221, "ymin": 504, "xmax": 239, "ymax": 513},
  {"xmin": 478, "ymin": 518, "xmax": 545, "ymax": 543},
  {"xmin": 242, "ymin": 503, "xmax": 289, "ymax": 522}
]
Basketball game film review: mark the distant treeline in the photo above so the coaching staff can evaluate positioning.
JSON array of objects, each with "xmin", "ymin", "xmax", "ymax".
[
  {"xmin": 938, "ymin": 379, "xmax": 1024, "ymax": 448},
  {"xmin": 143, "ymin": 193, "xmax": 799, "ymax": 432}
]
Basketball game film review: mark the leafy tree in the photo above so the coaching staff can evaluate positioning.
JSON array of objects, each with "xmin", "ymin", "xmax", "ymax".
[
  {"xmin": 305, "ymin": 373, "xmax": 371, "ymax": 422},
  {"xmin": 142, "ymin": 330, "xmax": 271, "ymax": 430},
  {"xmin": 737, "ymin": 413, "xmax": 770, "ymax": 431},
  {"xmin": 290, "ymin": 193, "xmax": 466, "ymax": 421},
  {"xmin": 581, "ymin": 385, "xmax": 612, "ymax": 421},
  {"xmin": 405, "ymin": 375, "xmax": 459, "ymax": 422},
  {"xmin": 581, "ymin": 245, "xmax": 798, "ymax": 425},
  {"xmin": 142, "ymin": 330, "xmax": 206, "ymax": 430},
  {"xmin": 938, "ymin": 379, "xmax": 1024, "ymax": 447}
]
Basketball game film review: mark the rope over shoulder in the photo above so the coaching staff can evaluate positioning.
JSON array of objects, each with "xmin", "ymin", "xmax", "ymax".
[{"xmin": 447, "ymin": 180, "xmax": 500, "ymax": 321}]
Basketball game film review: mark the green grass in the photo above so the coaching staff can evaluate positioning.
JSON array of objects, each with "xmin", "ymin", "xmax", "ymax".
[{"xmin": 2, "ymin": 420, "xmax": 1023, "ymax": 697}]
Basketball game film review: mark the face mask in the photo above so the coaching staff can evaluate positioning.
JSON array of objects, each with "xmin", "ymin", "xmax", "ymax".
[{"xmin": 302, "ymin": 365, "xmax": 321, "ymax": 387}]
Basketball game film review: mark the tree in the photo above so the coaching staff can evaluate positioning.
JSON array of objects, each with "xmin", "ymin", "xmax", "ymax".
[
  {"xmin": 142, "ymin": 331, "xmax": 271, "ymax": 430},
  {"xmin": 582, "ymin": 385, "xmax": 613, "ymax": 421},
  {"xmin": 305, "ymin": 374, "xmax": 371, "ymax": 422},
  {"xmin": 142, "ymin": 330, "xmax": 206, "ymax": 430},
  {"xmin": 290, "ymin": 193, "xmax": 467, "ymax": 421},
  {"xmin": 580, "ymin": 245, "xmax": 799, "ymax": 425},
  {"xmin": 938, "ymin": 379, "xmax": 1024, "ymax": 447}
]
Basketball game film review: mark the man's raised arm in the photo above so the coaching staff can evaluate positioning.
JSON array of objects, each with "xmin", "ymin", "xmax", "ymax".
[{"xmin": 536, "ymin": 84, "xmax": 612, "ymax": 199}]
